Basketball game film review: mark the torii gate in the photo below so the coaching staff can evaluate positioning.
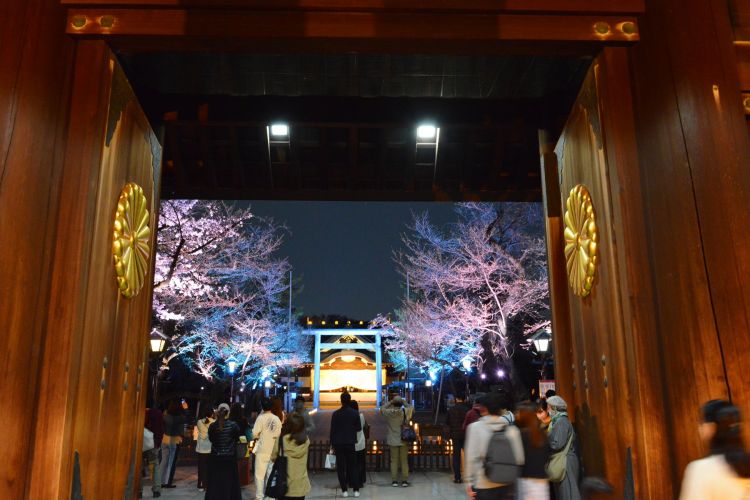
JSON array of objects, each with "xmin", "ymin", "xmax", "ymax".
[{"xmin": 304, "ymin": 328, "xmax": 383, "ymax": 409}]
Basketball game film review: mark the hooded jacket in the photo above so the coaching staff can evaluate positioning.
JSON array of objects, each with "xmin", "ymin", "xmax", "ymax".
[
  {"xmin": 464, "ymin": 415, "xmax": 524, "ymax": 489},
  {"xmin": 272, "ymin": 433, "xmax": 312, "ymax": 498}
]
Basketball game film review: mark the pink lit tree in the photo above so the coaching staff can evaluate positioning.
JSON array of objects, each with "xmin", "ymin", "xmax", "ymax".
[
  {"xmin": 153, "ymin": 200, "xmax": 307, "ymax": 382},
  {"xmin": 378, "ymin": 203, "xmax": 550, "ymax": 387}
]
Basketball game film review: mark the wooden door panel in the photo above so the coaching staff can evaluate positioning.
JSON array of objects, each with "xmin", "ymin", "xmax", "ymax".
[
  {"xmin": 553, "ymin": 63, "xmax": 638, "ymax": 494},
  {"xmin": 31, "ymin": 42, "xmax": 160, "ymax": 500}
]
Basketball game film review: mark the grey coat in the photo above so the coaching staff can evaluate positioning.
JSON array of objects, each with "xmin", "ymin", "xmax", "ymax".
[{"xmin": 548, "ymin": 415, "xmax": 582, "ymax": 500}]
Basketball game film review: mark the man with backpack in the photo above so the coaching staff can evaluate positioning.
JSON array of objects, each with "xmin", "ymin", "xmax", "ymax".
[{"xmin": 464, "ymin": 392, "xmax": 524, "ymax": 499}]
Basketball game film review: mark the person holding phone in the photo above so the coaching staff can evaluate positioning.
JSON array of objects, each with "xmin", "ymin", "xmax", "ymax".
[{"xmin": 160, "ymin": 400, "xmax": 186, "ymax": 489}]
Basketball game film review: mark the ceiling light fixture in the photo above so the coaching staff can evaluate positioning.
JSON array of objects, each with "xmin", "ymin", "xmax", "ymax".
[
  {"xmin": 416, "ymin": 124, "xmax": 437, "ymax": 140},
  {"xmin": 270, "ymin": 123, "xmax": 289, "ymax": 137}
]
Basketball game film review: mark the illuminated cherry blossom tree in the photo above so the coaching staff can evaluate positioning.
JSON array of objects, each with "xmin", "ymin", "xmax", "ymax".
[
  {"xmin": 379, "ymin": 203, "xmax": 550, "ymax": 384},
  {"xmin": 153, "ymin": 200, "xmax": 308, "ymax": 382}
]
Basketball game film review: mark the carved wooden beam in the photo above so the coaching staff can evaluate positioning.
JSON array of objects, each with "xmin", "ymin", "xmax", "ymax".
[
  {"xmin": 61, "ymin": 0, "xmax": 644, "ymax": 15},
  {"xmin": 66, "ymin": 9, "xmax": 639, "ymax": 47}
]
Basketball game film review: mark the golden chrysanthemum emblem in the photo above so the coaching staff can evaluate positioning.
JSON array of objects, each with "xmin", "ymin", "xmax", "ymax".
[
  {"xmin": 112, "ymin": 183, "xmax": 151, "ymax": 298},
  {"xmin": 564, "ymin": 184, "xmax": 598, "ymax": 297}
]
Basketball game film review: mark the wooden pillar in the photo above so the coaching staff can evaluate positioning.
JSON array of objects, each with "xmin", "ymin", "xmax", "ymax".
[
  {"xmin": 313, "ymin": 332, "xmax": 321, "ymax": 409},
  {"xmin": 627, "ymin": 0, "xmax": 750, "ymax": 487},
  {"xmin": 0, "ymin": 1, "xmax": 75, "ymax": 498}
]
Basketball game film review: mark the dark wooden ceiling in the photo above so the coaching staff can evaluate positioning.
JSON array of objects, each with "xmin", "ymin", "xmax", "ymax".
[{"xmin": 121, "ymin": 53, "xmax": 592, "ymax": 202}]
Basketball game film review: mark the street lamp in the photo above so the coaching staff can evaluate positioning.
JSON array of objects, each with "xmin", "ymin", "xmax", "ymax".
[
  {"xmin": 461, "ymin": 357, "xmax": 472, "ymax": 396},
  {"xmin": 530, "ymin": 327, "xmax": 553, "ymax": 379},
  {"xmin": 531, "ymin": 327, "xmax": 552, "ymax": 353},
  {"xmin": 227, "ymin": 356, "xmax": 238, "ymax": 402},
  {"xmin": 149, "ymin": 329, "xmax": 167, "ymax": 404},
  {"xmin": 150, "ymin": 329, "xmax": 166, "ymax": 353}
]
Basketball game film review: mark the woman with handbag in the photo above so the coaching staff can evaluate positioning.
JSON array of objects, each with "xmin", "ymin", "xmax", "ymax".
[
  {"xmin": 159, "ymin": 400, "xmax": 186, "ymax": 489},
  {"xmin": 270, "ymin": 413, "xmax": 311, "ymax": 500},
  {"xmin": 206, "ymin": 403, "xmax": 242, "ymax": 500},
  {"xmin": 546, "ymin": 396, "xmax": 581, "ymax": 500},
  {"xmin": 516, "ymin": 402, "xmax": 550, "ymax": 500}
]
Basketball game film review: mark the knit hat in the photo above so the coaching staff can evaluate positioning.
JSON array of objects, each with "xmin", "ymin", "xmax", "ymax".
[
  {"xmin": 217, "ymin": 403, "xmax": 230, "ymax": 414},
  {"xmin": 546, "ymin": 396, "xmax": 567, "ymax": 412}
]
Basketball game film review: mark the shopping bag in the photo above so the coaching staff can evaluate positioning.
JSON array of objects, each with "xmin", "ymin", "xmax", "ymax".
[
  {"xmin": 324, "ymin": 452, "xmax": 337, "ymax": 470},
  {"xmin": 545, "ymin": 434, "xmax": 573, "ymax": 483},
  {"xmin": 142, "ymin": 428, "xmax": 155, "ymax": 452},
  {"xmin": 236, "ymin": 436, "xmax": 249, "ymax": 460},
  {"xmin": 265, "ymin": 439, "xmax": 288, "ymax": 498}
]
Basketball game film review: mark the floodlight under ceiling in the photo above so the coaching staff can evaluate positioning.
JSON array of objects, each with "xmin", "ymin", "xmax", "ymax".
[
  {"xmin": 416, "ymin": 124, "xmax": 437, "ymax": 140},
  {"xmin": 270, "ymin": 123, "xmax": 289, "ymax": 137}
]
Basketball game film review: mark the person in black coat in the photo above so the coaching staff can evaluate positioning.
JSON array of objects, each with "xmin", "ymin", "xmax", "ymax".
[
  {"xmin": 205, "ymin": 403, "xmax": 242, "ymax": 500},
  {"xmin": 330, "ymin": 392, "xmax": 362, "ymax": 496},
  {"xmin": 447, "ymin": 396, "xmax": 471, "ymax": 483}
]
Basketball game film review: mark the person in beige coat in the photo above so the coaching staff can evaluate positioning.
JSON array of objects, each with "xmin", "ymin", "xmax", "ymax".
[
  {"xmin": 380, "ymin": 395, "xmax": 414, "ymax": 487},
  {"xmin": 272, "ymin": 413, "xmax": 312, "ymax": 500}
]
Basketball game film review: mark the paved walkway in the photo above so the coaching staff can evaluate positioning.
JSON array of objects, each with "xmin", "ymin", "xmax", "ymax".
[{"xmin": 144, "ymin": 465, "xmax": 466, "ymax": 499}]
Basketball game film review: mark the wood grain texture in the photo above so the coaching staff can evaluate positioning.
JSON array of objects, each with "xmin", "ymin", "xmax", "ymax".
[
  {"xmin": 730, "ymin": 0, "xmax": 750, "ymax": 41},
  {"xmin": 623, "ymin": 0, "xmax": 750, "ymax": 490},
  {"xmin": 29, "ymin": 41, "xmax": 114, "ymax": 500},
  {"xmin": 29, "ymin": 43, "xmax": 159, "ymax": 499},
  {"xmin": 58, "ymin": 0, "xmax": 645, "ymax": 14},
  {"xmin": 64, "ymin": 9, "xmax": 640, "ymax": 43},
  {"xmin": 554, "ymin": 67, "xmax": 634, "ymax": 494},
  {"xmin": 0, "ymin": 0, "xmax": 74, "ymax": 497},
  {"xmin": 736, "ymin": 44, "xmax": 750, "ymax": 90},
  {"xmin": 539, "ymin": 132, "xmax": 576, "ymax": 416},
  {"xmin": 593, "ymin": 48, "xmax": 673, "ymax": 498}
]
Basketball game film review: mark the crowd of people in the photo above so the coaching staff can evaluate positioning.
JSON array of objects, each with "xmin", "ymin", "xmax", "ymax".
[
  {"xmin": 451, "ymin": 391, "xmax": 580, "ymax": 500},
  {"xmin": 140, "ymin": 391, "xmax": 750, "ymax": 500}
]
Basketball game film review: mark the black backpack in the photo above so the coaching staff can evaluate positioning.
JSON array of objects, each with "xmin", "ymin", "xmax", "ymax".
[{"xmin": 483, "ymin": 426, "xmax": 521, "ymax": 484}]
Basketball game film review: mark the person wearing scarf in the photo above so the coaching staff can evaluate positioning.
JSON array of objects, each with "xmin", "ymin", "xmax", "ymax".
[{"xmin": 546, "ymin": 396, "xmax": 582, "ymax": 500}]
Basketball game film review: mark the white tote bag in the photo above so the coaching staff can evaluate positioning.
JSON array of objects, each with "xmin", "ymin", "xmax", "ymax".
[
  {"xmin": 324, "ymin": 451, "xmax": 337, "ymax": 470},
  {"xmin": 143, "ymin": 427, "xmax": 155, "ymax": 452}
]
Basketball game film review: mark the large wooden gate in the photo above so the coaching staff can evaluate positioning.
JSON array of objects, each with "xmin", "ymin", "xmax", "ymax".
[{"xmin": 2, "ymin": 0, "xmax": 750, "ymax": 498}]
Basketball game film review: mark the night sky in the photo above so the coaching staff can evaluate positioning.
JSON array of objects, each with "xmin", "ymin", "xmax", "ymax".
[{"xmin": 242, "ymin": 201, "xmax": 460, "ymax": 320}]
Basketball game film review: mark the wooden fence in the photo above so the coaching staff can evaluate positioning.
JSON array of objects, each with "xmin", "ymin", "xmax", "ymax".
[
  {"xmin": 307, "ymin": 437, "xmax": 453, "ymax": 471},
  {"xmin": 179, "ymin": 434, "xmax": 454, "ymax": 472}
]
